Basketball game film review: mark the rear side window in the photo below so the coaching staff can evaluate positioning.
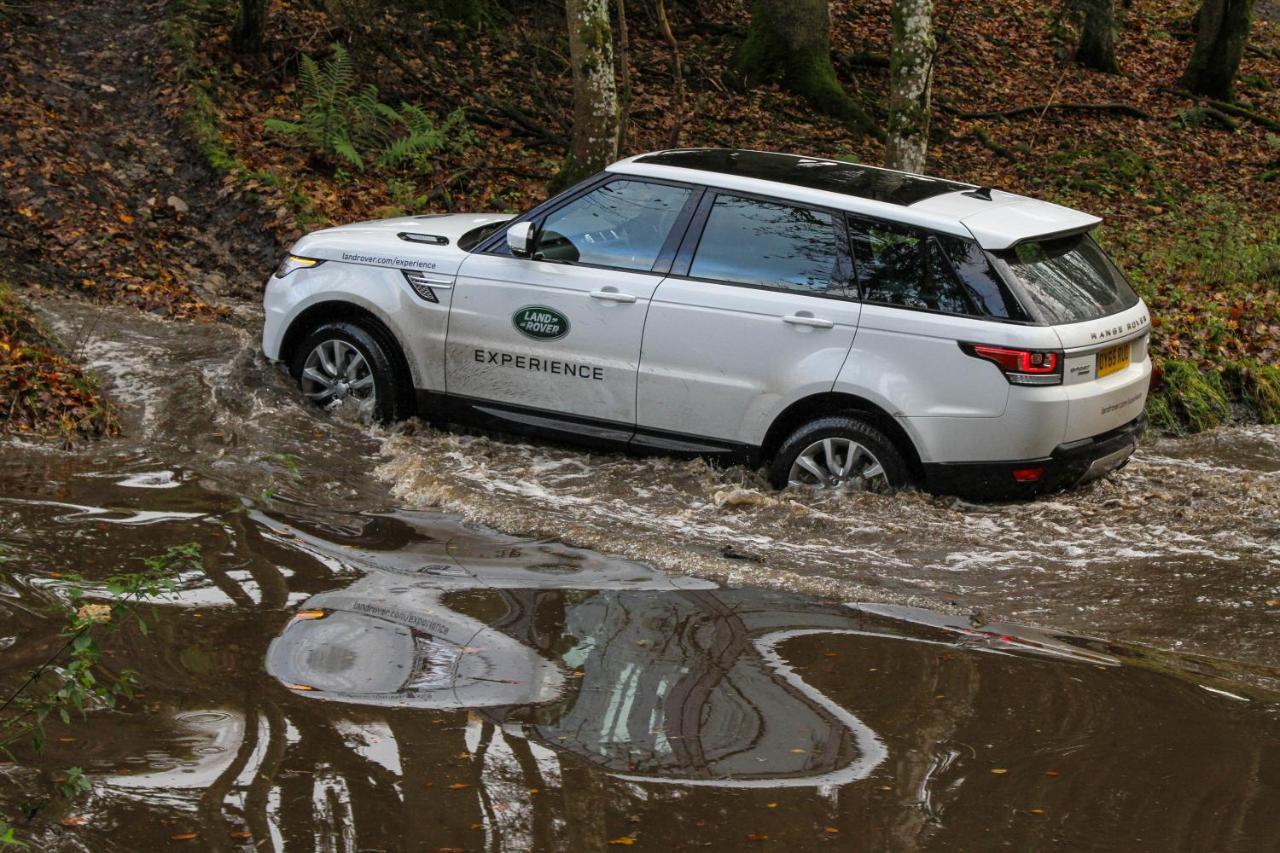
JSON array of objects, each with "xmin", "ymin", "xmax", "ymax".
[
  {"xmin": 849, "ymin": 220, "xmax": 972, "ymax": 315},
  {"xmin": 935, "ymin": 236, "xmax": 1030, "ymax": 321},
  {"xmin": 536, "ymin": 179, "xmax": 692, "ymax": 271},
  {"xmin": 689, "ymin": 194, "xmax": 849, "ymax": 296},
  {"xmin": 994, "ymin": 234, "xmax": 1139, "ymax": 324}
]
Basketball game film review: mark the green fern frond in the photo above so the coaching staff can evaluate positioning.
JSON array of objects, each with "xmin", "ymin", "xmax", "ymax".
[{"xmin": 332, "ymin": 137, "xmax": 364, "ymax": 170}]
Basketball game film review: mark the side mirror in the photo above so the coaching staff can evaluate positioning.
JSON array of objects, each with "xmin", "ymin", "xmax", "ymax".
[{"xmin": 506, "ymin": 221, "xmax": 537, "ymax": 257}]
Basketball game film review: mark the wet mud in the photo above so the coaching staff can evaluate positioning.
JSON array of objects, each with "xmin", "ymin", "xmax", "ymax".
[{"xmin": 1, "ymin": 297, "xmax": 1277, "ymax": 850}]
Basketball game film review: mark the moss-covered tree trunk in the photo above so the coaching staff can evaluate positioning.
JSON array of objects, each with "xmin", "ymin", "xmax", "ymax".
[
  {"xmin": 733, "ymin": 0, "xmax": 879, "ymax": 137},
  {"xmin": 230, "ymin": 0, "xmax": 268, "ymax": 54},
  {"xmin": 1180, "ymin": 0, "xmax": 1255, "ymax": 99},
  {"xmin": 1072, "ymin": 0, "xmax": 1120, "ymax": 73},
  {"xmin": 557, "ymin": 0, "xmax": 619, "ymax": 189},
  {"xmin": 886, "ymin": 0, "xmax": 935, "ymax": 173}
]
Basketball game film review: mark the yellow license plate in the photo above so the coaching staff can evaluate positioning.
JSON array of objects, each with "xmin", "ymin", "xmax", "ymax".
[{"xmin": 1096, "ymin": 343, "xmax": 1130, "ymax": 378}]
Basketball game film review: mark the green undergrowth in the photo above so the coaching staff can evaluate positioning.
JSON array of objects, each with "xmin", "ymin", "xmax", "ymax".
[
  {"xmin": 1147, "ymin": 359, "xmax": 1280, "ymax": 434},
  {"xmin": 1096, "ymin": 195, "xmax": 1280, "ymax": 435}
]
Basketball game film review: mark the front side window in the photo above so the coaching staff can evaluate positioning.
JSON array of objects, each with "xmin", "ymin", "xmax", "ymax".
[
  {"xmin": 851, "ymin": 220, "xmax": 972, "ymax": 315},
  {"xmin": 689, "ymin": 195, "xmax": 847, "ymax": 295},
  {"xmin": 535, "ymin": 180, "xmax": 692, "ymax": 271},
  {"xmin": 993, "ymin": 234, "xmax": 1139, "ymax": 325}
]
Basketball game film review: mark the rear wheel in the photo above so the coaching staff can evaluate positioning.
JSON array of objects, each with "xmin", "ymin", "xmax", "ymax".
[
  {"xmin": 769, "ymin": 415, "xmax": 910, "ymax": 493},
  {"xmin": 291, "ymin": 321, "xmax": 411, "ymax": 423}
]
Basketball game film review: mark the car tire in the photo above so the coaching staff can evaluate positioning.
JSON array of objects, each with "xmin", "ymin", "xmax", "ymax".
[
  {"xmin": 291, "ymin": 321, "xmax": 412, "ymax": 424},
  {"xmin": 768, "ymin": 415, "xmax": 910, "ymax": 493}
]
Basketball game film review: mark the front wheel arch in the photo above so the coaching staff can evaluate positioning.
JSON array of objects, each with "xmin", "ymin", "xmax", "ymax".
[
  {"xmin": 281, "ymin": 302, "xmax": 415, "ymax": 385},
  {"xmin": 281, "ymin": 303, "xmax": 415, "ymax": 420}
]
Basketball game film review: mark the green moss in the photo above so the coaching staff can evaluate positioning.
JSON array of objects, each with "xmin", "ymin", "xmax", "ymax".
[
  {"xmin": 184, "ymin": 84, "xmax": 237, "ymax": 173},
  {"xmin": 1144, "ymin": 391, "xmax": 1178, "ymax": 433},
  {"xmin": 1155, "ymin": 359, "xmax": 1231, "ymax": 434},
  {"xmin": 1227, "ymin": 361, "xmax": 1280, "ymax": 424}
]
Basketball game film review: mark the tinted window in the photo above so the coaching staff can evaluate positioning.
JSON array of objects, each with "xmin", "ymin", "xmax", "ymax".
[
  {"xmin": 536, "ymin": 180, "xmax": 692, "ymax": 271},
  {"xmin": 935, "ymin": 236, "xmax": 1030, "ymax": 321},
  {"xmin": 690, "ymin": 195, "xmax": 846, "ymax": 295},
  {"xmin": 994, "ymin": 235, "xmax": 1139, "ymax": 324},
  {"xmin": 851, "ymin": 221, "xmax": 971, "ymax": 315}
]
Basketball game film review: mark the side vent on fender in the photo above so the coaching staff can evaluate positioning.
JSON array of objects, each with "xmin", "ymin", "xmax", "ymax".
[{"xmin": 401, "ymin": 269, "xmax": 455, "ymax": 303}]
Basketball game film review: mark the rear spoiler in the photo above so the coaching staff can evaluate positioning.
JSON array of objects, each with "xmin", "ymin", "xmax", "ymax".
[{"xmin": 960, "ymin": 198, "xmax": 1102, "ymax": 251}]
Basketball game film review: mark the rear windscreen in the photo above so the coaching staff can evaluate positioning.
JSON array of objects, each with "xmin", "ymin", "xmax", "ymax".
[{"xmin": 994, "ymin": 234, "xmax": 1139, "ymax": 325}]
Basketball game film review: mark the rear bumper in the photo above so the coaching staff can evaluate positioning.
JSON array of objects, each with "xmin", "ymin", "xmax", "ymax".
[{"xmin": 922, "ymin": 415, "xmax": 1144, "ymax": 500}]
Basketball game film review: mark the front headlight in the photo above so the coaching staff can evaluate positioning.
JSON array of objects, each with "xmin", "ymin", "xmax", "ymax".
[{"xmin": 274, "ymin": 254, "xmax": 325, "ymax": 278}]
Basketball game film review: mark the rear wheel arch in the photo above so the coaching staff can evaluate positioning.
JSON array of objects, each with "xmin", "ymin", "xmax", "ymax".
[{"xmin": 760, "ymin": 393, "xmax": 924, "ymax": 484}]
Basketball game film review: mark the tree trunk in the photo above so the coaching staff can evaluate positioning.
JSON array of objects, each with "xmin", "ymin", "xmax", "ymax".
[
  {"xmin": 886, "ymin": 0, "xmax": 935, "ymax": 173},
  {"xmin": 1180, "ymin": 0, "xmax": 1255, "ymax": 99},
  {"xmin": 557, "ymin": 0, "xmax": 619, "ymax": 189},
  {"xmin": 733, "ymin": 0, "xmax": 879, "ymax": 137},
  {"xmin": 230, "ymin": 0, "xmax": 268, "ymax": 54},
  {"xmin": 1073, "ymin": 0, "xmax": 1120, "ymax": 73}
]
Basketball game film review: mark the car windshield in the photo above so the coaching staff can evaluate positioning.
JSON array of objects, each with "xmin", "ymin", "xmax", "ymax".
[{"xmin": 995, "ymin": 234, "xmax": 1139, "ymax": 325}]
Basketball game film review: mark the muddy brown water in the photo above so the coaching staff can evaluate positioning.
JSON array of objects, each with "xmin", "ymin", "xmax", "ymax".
[{"xmin": 1, "ymin": 297, "xmax": 1278, "ymax": 851}]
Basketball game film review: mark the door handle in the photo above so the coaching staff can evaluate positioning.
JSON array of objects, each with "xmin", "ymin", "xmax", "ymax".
[
  {"xmin": 782, "ymin": 313, "xmax": 834, "ymax": 329},
  {"xmin": 590, "ymin": 290, "xmax": 637, "ymax": 303}
]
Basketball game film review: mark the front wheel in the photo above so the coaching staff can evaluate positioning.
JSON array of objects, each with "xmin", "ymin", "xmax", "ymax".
[
  {"xmin": 290, "ymin": 321, "xmax": 411, "ymax": 423},
  {"xmin": 768, "ymin": 415, "xmax": 910, "ymax": 493}
]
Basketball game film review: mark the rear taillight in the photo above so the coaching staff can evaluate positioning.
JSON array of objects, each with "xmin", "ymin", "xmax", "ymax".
[{"xmin": 960, "ymin": 343, "xmax": 1063, "ymax": 386}]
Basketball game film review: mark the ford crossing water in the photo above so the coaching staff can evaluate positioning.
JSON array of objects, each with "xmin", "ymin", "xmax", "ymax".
[{"xmin": 0, "ymin": 297, "xmax": 1277, "ymax": 849}]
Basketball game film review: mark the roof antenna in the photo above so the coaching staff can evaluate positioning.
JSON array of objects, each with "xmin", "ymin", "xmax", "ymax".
[{"xmin": 965, "ymin": 186, "xmax": 995, "ymax": 200}]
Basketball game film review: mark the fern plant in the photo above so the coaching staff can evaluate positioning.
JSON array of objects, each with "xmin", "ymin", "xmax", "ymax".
[
  {"xmin": 266, "ymin": 43, "xmax": 476, "ymax": 175},
  {"xmin": 265, "ymin": 44, "xmax": 396, "ymax": 170},
  {"xmin": 378, "ymin": 106, "xmax": 476, "ymax": 173}
]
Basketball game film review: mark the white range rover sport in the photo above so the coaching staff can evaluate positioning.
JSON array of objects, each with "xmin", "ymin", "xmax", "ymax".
[{"xmin": 262, "ymin": 149, "xmax": 1152, "ymax": 499}]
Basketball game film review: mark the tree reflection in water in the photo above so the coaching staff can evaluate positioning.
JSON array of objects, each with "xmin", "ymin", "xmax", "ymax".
[{"xmin": 14, "ymin": 508, "xmax": 1275, "ymax": 852}]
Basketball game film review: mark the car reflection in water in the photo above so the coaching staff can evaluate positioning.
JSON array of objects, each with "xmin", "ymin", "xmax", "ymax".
[{"xmin": 265, "ymin": 516, "xmax": 1115, "ymax": 790}]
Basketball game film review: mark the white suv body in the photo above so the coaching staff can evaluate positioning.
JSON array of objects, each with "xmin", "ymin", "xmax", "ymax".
[{"xmin": 262, "ymin": 149, "xmax": 1151, "ymax": 498}]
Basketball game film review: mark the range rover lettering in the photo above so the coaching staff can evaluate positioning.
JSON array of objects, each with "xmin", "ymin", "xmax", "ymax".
[{"xmin": 261, "ymin": 149, "xmax": 1152, "ymax": 499}]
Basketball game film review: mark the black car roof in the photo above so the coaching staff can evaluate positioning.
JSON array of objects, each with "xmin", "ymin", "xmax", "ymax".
[{"xmin": 632, "ymin": 149, "xmax": 971, "ymax": 206}]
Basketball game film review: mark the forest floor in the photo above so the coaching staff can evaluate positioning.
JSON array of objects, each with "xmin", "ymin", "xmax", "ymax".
[{"xmin": 0, "ymin": 0, "xmax": 1278, "ymax": 436}]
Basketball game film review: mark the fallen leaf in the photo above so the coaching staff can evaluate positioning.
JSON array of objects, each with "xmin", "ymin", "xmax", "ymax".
[
  {"xmin": 61, "ymin": 815, "xmax": 88, "ymax": 827},
  {"xmin": 608, "ymin": 836, "xmax": 637, "ymax": 846},
  {"xmin": 1045, "ymin": 771, "xmax": 1060, "ymax": 777},
  {"xmin": 1028, "ymin": 808, "xmax": 1046, "ymax": 816},
  {"xmin": 991, "ymin": 768, "xmax": 1008, "ymax": 775},
  {"xmin": 766, "ymin": 802, "xmax": 778, "ymax": 808},
  {"xmin": 229, "ymin": 831, "xmax": 252, "ymax": 838},
  {"xmin": 825, "ymin": 826, "xmax": 840, "ymax": 834},
  {"xmin": 171, "ymin": 832, "xmax": 199, "ymax": 841},
  {"xmin": 745, "ymin": 833, "xmax": 769, "ymax": 842},
  {"xmin": 449, "ymin": 783, "xmax": 471, "ymax": 790}
]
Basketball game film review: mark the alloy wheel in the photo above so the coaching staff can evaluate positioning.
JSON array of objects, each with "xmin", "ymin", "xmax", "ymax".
[
  {"xmin": 788, "ymin": 437, "xmax": 890, "ymax": 492},
  {"xmin": 300, "ymin": 339, "xmax": 377, "ymax": 414}
]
